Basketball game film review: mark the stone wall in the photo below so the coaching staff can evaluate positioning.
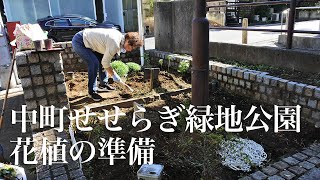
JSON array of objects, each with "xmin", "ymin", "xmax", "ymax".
[
  {"xmin": 154, "ymin": 0, "xmax": 194, "ymax": 54},
  {"xmin": 148, "ymin": 50, "xmax": 320, "ymax": 126},
  {"xmin": 210, "ymin": 42, "xmax": 320, "ymax": 73},
  {"xmin": 16, "ymin": 50, "xmax": 85, "ymax": 180},
  {"xmin": 54, "ymin": 42, "xmax": 141, "ymax": 73},
  {"xmin": 278, "ymin": 34, "xmax": 320, "ymax": 50}
]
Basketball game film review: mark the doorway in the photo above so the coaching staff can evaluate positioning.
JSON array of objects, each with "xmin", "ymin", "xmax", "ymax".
[{"xmin": 122, "ymin": 0, "xmax": 138, "ymax": 32}]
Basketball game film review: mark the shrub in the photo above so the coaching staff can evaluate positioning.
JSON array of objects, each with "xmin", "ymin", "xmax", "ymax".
[
  {"xmin": 111, "ymin": 60, "xmax": 129, "ymax": 77},
  {"xmin": 126, "ymin": 62, "xmax": 141, "ymax": 74},
  {"xmin": 177, "ymin": 60, "xmax": 190, "ymax": 74}
]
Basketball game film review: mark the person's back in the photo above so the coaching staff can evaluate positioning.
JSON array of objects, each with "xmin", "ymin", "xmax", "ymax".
[{"xmin": 83, "ymin": 28, "xmax": 123, "ymax": 55}]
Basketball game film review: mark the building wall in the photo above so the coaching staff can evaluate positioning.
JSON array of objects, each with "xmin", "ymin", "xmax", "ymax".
[{"xmin": 3, "ymin": 0, "xmax": 96, "ymax": 23}]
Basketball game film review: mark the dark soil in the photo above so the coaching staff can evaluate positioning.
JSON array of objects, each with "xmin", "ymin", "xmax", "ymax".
[
  {"xmin": 212, "ymin": 58, "xmax": 320, "ymax": 87},
  {"xmin": 75, "ymin": 88, "xmax": 319, "ymax": 180},
  {"xmin": 65, "ymin": 71, "xmax": 191, "ymax": 109}
]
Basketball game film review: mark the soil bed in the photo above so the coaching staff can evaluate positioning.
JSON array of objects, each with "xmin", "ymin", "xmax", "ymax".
[
  {"xmin": 75, "ymin": 88, "xmax": 319, "ymax": 180},
  {"xmin": 212, "ymin": 58, "xmax": 320, "ymax": 87},
  {"xmin": 65, "ymin": 71, "xmax": 191, "ymax": 110}
]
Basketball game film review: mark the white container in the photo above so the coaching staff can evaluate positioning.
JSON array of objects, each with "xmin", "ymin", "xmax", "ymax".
[
  {"xmin": 254, "ymin": 15, "xmax": 260, "ymax": 21},
  {"xmin": 137, "ymin": 164, "xmax": 164, "ymax": 180}
]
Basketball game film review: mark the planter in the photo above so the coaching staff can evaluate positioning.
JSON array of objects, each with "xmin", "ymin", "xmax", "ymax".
[{"xmin": 143, "ymin": 68, "xmax": 160, "ymax": 81}]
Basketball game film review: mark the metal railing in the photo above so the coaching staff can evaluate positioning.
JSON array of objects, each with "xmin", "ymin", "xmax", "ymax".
[{"xmin": 208, "ymin": 0, "xmax": 320, "ymax": 49}]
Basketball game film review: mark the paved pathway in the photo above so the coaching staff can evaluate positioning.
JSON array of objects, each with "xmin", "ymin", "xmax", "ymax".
[
  {"xmin": 0, "ymin": 89, "xmax": 37, "ymax": 179},
  {"xmin": 239, "ymin": 143, "xmax": 320, "ymax": 180}
]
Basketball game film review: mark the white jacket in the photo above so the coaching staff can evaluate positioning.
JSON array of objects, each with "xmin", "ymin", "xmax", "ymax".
[{"xmin": 83, "ymin": 28, "xmax": 124, "ymax": 68}]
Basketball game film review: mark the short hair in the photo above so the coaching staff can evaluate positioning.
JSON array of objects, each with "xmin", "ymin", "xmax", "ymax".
[{"xmin": 125, "ymin": 32, "xmax": 143, "ymax": 49}]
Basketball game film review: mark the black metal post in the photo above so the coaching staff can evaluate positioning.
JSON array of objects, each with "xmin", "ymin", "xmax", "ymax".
[
  {"xmin": 192, "ymin": 0, "xmax": 209, "ymax": 106},
  {"xmin": 287, "ymin": 0, "xmax": 297, "ymax": 49}
]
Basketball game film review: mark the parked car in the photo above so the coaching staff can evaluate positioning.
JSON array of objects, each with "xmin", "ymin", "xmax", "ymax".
[{"xmin": 37, "ymin": 14, "xmax": 121, "ymax": 42}]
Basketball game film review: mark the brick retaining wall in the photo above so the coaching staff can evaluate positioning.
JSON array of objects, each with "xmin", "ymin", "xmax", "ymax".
[
  {"xmin": 16, "ymin": 50, "xmax": 85, "ymax": 180},
  {"xmin": 148, "ymin": 50, "xmax": 320, "ymax": 126},
  {"xmin": 54, "ymin": 42, "xmax": 141, "ymax": 72}
]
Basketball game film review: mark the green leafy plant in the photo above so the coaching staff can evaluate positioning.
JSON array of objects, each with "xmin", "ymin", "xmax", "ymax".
[
  {"xmin": 111, "ymin": 60, "xmax": 129, "ymax": 77},
  {"xmin": 158, "ymin": 59, "xmax": 163, "ymax": 69},
  {"xmin": 177, "ymin": 60, "xmax": 190, "ymax": 74},
  {"xmin": 0, "ymin": 165, "xmax": 17, "ymax": 180},
  {"xmin": 126, "ymin": 62, "xmax": 141, "ymax": 75},
  {"xmin": 143, "ymin": 53, "xmax": 153, "ymax": 68}
]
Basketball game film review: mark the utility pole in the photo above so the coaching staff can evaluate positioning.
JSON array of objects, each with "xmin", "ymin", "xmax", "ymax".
[{"xmin": 192, "ymin": 0, "xmax": 209, "ymax": 106}]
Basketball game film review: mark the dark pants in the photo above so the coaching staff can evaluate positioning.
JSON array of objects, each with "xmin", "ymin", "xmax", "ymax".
[{"xmin": 72, "ymin": 31, "xmax": 107, "ymax": 94}]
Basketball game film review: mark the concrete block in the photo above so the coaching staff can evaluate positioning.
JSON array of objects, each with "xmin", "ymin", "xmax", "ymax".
[
  {"xmin": 270, "ymin": 77, "xmax": 280, "ymax": 87},
  {"xmin": 263, "ymin": 75, "xmax": 272, "ymax": 85},
  {"xmin": 315, "ymin": 88, "xmax": 320, "ymax": 99},
  {"xmin": 26, "ymin": 100, "xmax": 38, "ymax": 110},
  {"xmin": 302, "ymin": 149, "xmax": 318, "ymax": 156},
  {"xmin": 305, "ymin": 85, "xmax": 316, "ymax": 97},
  {"xmin": 307, "ymin": 99, "xmax": 317, "ymax": 109},
  {"xmin": 232, "ymin": 68, "xmax": 238, "ymax": 77},
  {"xmin": 69, "ymin": 169, "xmax": 84, "ymax": 179},
  {"xmin": 279, "ymin": 170, "xmax": 296, "ymax": 180},
  {"xmin": 55, "ymin": 73, "xmax": 65, "ymax": 83},
  {"xmin": 35, "ymin": 87, "xmax": 46, "ymax": 98},
  {"xmin": 262, "ymin": 166, "xmax": 279, "ymax": 176},
  {"xmin": 249, "ymin": 73, "xmax": 257, "ymax": 81},
  {"xmin": 295, "ymin": 83, "xmax": 306, "ymax": 95},
  {"xmin": 287, "ymin": 82, "xmax": 296, "ymax": 92},
  {"xmin": 299, "ymin": 97, "xmax": 307, "ymax": 106},
  {"xmin": 223, "ymin": 75, "xmax": 228, "ymax": 82},
  {"xmin": 38, "ymin": 98, "xmax": 48, "ymax": 106},
  {"xmin": 237, "ymin": 70, "xmax": 244, "ymax": 78},
  {"xmin": 21, "ymin": 77, "xmax": 32, "ymax": 87},
  {"xmin": 293, "ymin": 153, "xmax": 309, "ymax": 161},
  {"xmin": 32, "ymin": 76, "xmax": 44, "ymax": 86},
  {"xmin": 57, "ymin": 84, "xmax": 67, "ymax": 93},
  {"xmin": 246, "ymin": 81, "xmax": 252, "ymax": 89},
  {"xmin": 259, "ymin": 85, "xmax": 266, "ymax": 93},
  {"xmin": 46, "ymin": 85, "xmax": 57, "ymax": 95},
  {"xmin": 266, "ymin": 87, "xmax": 273, "ymax": 95},
  {"xmin": 30, "ymin": 65, "xmax": 41, "ymax": 75},
  {"xmin": 239, "ymin": 80, "xmax": 245, "ymax": 87},
  {"xmin": 44, "ymin": 75, "xmax": 55, "ymax": 84},
  {"xmin": 256, "ymin": 74, "xmax": 264, "ymax": 83},
  {"xmin": 268, "ymin": 175, "xmax": 285, "ymax": 180},
  {"xmin": 308, "ymin": 157, "xmax": 320, "ymax": 165},
  {"xmin": 272, "ymin": 161, "xmax": 289, "ymax": 170},
  {"xmin": 24, "ymin": 89, "xmax": 34, "ymax": 99},
  {"xmin": 28, "ymin": 53, "xmax": 40, "ymax": 63},
  {"xmin": 299, "ymin": 161, "xmax": 315, "ymax": 170},
  {"xmin": 311, "ymin": 111, "xmax": 320, "ymax": 120},
  {"xmin": 302, "ymin": 108, "xmax": 311, "ymax": 116},
  {"xmin": 52, "ymin": 167, "xmax": 66, "ymax": 177},
  {"xmin": 16, "ymin": 52, "xmax": 28, "ymax": 66},
  {"xmin": 288, "ymin": 166, "xmax": 306, "ymax": 176},
  {"xmin": 244, "ymin": 72, "xmax": 250, "ymax": 80},
  {"xmin": 250, "ymin": 171, "xmax": 267, "ymax": 180},
  {"xmin": 278, "ymin": 79, "xmax": 289, "ymax": 90},
  {"xmin": 41, "ymin": 64, "xmax": 53, "ymax": 73},
  {"xmin": 53, "ymin": 174, "xmax": 68, "ymax": 180},
  {"xmin": 17, "ymin": 66, "xmax": 31, "ymax": 78},
  {"xmin": 37, "ymin": 169, "xmax": 50, "ymax": 179},
  {"xmin": 234, "ymin": 78, "xmax": 239, "ymax": 85}
]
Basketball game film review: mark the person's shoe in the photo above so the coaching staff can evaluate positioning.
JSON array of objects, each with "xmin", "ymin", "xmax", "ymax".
[
  {"xmin": 88, "ymin": 92, "xmax": 103, "ymax": 101},
  {"xmin": 97, "ymin": 83, "xmax": 116, "ymax": 92}
]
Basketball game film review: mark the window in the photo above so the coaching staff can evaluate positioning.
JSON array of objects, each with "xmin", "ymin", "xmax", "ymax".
[
  {"xmin": 53, "ymin": 19, "xmax": 69, "ymax": 27},
  {"xmin": 69, "ymin": 18, "xmax": 92, "ymax": 27}
]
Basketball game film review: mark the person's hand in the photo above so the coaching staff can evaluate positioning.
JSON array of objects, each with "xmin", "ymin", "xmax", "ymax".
[{"xmin": 112, "ymin": 72, "xmax": 121, "ymax": 82}]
